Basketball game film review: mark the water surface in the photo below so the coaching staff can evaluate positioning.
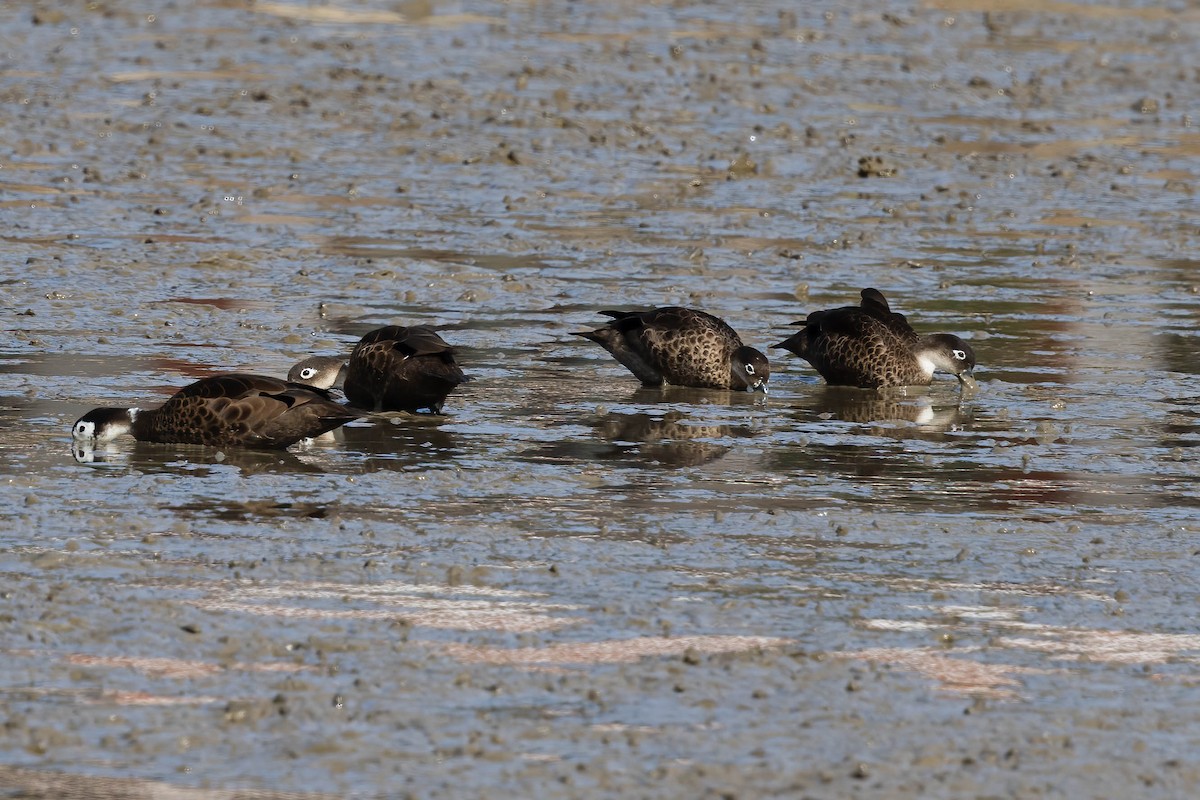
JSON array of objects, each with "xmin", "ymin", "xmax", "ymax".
[{"xmin": 2, "ymin": 0, "xmax": 1199, "ymax": 796}]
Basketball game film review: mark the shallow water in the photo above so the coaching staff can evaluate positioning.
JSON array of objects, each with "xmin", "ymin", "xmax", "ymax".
[{"xmin": 2, "ymin": 0, "xmax": 1200, "ymax": 796}]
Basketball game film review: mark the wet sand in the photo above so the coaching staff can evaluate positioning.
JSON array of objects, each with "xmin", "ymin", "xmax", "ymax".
[{"xmin": 2, "ymin": 0, "xmax": 1200, "ymax": 797}]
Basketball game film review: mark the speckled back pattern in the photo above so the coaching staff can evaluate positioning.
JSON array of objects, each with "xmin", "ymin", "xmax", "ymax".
[
  {"xmin": 775, "ymin": 290, "xmax": 931, "ymax": 389},
  {"xmin": 134, "ymin": 374, "xmax": 357, "ymax": 448},
  {"xmin": 578, "ymin": 307, "xmax": 745, "ymax": 389},
  {"xmin": 344, "ymin": 326, "xmax": 467, "ymax": 413}
]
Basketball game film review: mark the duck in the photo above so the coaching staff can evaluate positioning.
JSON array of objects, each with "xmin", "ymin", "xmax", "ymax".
[
  {"xmin": 289, "ymin": 325, "xmax": 468, "ymax": 414},
  {"xmin": 287, "ymin": 356, "xmax": 347, "ymax": 392},
  {"xmin": 574, "ymin": 307, "xmax": 770, "ymax": 392},
  {"xmin": 773, "ymin": 288, "xmax": 976, "ymax": 390},
  {"xmin": 71, "ymin": 374, "xmax": 361, "ymax": 450}
]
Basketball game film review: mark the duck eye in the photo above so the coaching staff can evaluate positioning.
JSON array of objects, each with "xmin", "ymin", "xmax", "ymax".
[
  {"xmin": 953, "ymin": 349, "xmax": 966, "ymax": 360},
  {"xmin": 745, "ymin": 364, "xmax": 755, "ymax": 375},
  {"xmin": 300, "ymin": 368, "xmax": 316, "ymax": 379}
]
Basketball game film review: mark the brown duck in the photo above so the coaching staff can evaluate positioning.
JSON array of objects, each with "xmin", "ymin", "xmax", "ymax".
[
  {"xmin": 773, "ymin": 288, "xmax": 976, "ymax": 389},
  {"xmin": 71, "ymin": 374, "xmax": 360, "ymax": 450},
  {"xmin": 575, "ymin": 307, "xmax": 769, "ymax": 392},
  {"xmin": 289, "ymin": 325, "xmax": 468, "ymax": 414}
]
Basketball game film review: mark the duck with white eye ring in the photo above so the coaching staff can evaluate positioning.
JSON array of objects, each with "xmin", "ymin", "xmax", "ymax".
[
  {"xmin": 71, "ymin": 374, "xmax": 360, "ymax": 450},
  {"xmin": 774, "ymin": 288, "xmax": 976, "ymax": 391},
  {"xmin": 289, "ymin": 325, "xmax": 468, "ymax": 414},
  {"xmin": 288, "ymin": 357, "xmax": 348, "ymax": 392},
  {"xmin": 574, "ymin": 306, "xmax": 770, "ymax": 393}
]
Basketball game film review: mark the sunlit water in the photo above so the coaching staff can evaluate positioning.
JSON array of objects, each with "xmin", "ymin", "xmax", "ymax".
[{"xmin": 1, "ymin": 0, "xmax": 1199, "ymax": 796}]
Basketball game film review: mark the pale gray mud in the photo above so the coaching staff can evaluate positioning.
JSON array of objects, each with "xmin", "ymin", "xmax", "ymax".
[{"xmin": 1, "ymin": 0, "xmax": 1199, "ymax": 797}]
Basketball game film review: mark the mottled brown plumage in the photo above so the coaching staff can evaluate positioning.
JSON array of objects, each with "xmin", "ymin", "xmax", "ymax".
[
  {"xmin": 773, "ymin": 288, "xmax": 976, "ymax": 389},
  {"xmin": 574, "ymin": 307, "xmax": 770, "ymax": 392},
  {"xmin": 290, "ymin": 326, "xmax": 467, "ymax": 413},
  {"xmin": 346, "ymin": 325, "xmax": 467, "ymax": 413},
  {"xmin": 71, "ymin": 374, "xmax": 360, "ymax": 449}
]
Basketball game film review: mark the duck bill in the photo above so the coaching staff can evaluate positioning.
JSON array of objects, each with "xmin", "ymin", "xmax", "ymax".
[
  {"xmin": 956, "ymin": 371, "xmax": 977, "ymax": 393},
  {"xmin": 748, "ymin": 381, "xmax": 769, "ymax": 395}
]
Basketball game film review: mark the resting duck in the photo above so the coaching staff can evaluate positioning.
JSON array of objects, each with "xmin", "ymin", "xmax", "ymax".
[{"xmin": 290, "ymin": 325, "xmax": 468, "ymax": 414}]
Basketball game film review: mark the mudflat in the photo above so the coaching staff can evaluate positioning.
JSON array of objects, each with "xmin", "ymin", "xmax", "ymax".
[{"xmin": 1, "ymin": 0, "xmax": 1198, "ymax": 797}]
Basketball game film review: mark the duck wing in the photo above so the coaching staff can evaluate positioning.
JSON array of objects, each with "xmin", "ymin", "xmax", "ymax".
[
  {"xmin": 157, "ymin": 374, "xmax": 357, "ymax": 448},
  {"xmin": 353, "ymin": 326, "xmax": 466, "ymax": 382},
  {"xmin": 859, "ymin": 288, "xmax": 918, "ymax": 342},
  {"xmin": 344, "ymin": 326, "xmax": 468, "ymax": 412}
]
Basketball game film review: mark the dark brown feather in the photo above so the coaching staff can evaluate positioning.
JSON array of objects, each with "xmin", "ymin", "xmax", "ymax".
[
  {"xmin": 343, "ymin": 326, "xmax": 467, "ymax": 413},
  {"xmin": 575, "ymin": 307, "xmax": 769, "ymax": 391},
  {"xmin": 774, "ymin": 288, "xmax": 973, "ymax": 388},
  {"xmin": 130, "ymin": 374, "xmax": 359, "ymax": 449}
]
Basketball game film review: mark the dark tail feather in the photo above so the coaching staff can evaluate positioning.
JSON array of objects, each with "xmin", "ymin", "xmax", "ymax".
[
  {"xmin": 860, "ymin": 288, "xmax": 891, "ymax": 316},
  {"xmin": 573, "ymin": 330, "xmax": 607, "ymax": 345},
  {"xmin": 773, "ymin": 334, "xmax": 805, "ymax": 355}
]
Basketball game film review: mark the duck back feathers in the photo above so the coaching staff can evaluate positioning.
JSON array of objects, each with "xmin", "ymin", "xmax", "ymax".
[
  {"xmin": 73, "ymin": 374, "xmax": 359, "ymax": 450},
  {"xmin": 774, "ymin": 289, "xmax": 975, "ymax": 389},
  {"xmin": 576, "ymin": 307, "xmax": 769, "ymax": 391},
  {"xmin": 344, "ymin": 325, "xmax": 468, "ymax": 413}
]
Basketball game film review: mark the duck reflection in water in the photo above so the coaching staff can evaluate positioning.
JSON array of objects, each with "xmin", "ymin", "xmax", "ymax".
[
  {"xmin": 76, "ymin": 418, "xmax": 460, "ymax": 474},
  {"xmin": 312, "ymin": 415, "xmax": 461, "ymax": 472},
  {"xmin": 809, "ymin": 386, "xmax": 971, "ymax": 429},
  {"xmin": 73, "ymin": 440, "xmax": 326, "ymax": 475},
  {"xmin": 535, "ymin": 409, "xmax": 755, "ymax": 468}
]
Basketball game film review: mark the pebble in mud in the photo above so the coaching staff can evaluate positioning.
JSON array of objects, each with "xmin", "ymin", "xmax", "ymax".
[
  {"xmin": 857, "ymin": 155, "xmax": 897, "ymax": 177},
  {"xmin": 1132, "ymin": 97, "xmax": 1159, "ymax": 114}
]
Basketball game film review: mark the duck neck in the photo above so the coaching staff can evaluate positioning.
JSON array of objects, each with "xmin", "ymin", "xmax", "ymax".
[
  {"xmin": 915, "ymin": 336, "xmax": 951, "ymax": 376},
  {"xmin": 127, "ymin": 407, "xmax": 152, "ymax": 439}
]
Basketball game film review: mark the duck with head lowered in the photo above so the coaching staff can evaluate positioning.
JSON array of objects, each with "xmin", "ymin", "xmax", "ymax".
[
  {"xmin": 71, "ymin": 373, "xmax": 361, "ymax": 450},
  {"xmin": 575, "ymin": 306, "xmax": 770, "ymax": 393},
  {"xmin": 773, "ymin": 288, "xmax": 976, "ymax": 391},
  {"xmin": 289, "ymin": 325, "xmax": 468, "ymax": 414}
]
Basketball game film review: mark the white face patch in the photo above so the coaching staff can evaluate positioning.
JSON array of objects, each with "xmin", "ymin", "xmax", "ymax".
[
  {"xmin": 916, "ymin": 353, "xmax": 938, "ymax": 378},
  {"xmin": 78, "ymin": 409, "xmax": 136, "ymax": 445}
]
